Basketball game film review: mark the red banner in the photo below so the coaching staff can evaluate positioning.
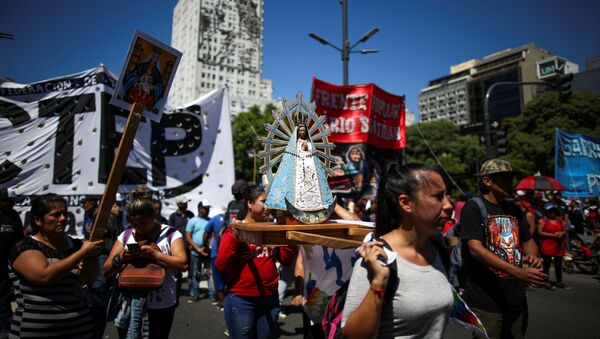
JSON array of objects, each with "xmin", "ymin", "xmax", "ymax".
[{"xmin": 311, "ymin": 77, "xmax": 406, "ymax": 149}]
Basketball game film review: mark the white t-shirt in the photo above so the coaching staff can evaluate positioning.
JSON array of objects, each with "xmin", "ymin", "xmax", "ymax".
[{"xmin": 117, "ymin": 225, "xmax": 183, "ymax": 309}]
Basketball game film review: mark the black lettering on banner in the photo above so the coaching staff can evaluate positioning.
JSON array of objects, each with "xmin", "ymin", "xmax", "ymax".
[
  {"xmin": 0, "ymin": 72, "xmax": 115, "ymax": 97},
  {"xmin": 39, "ymin": 93, "xmax": 96, "ymax": 184},
  {"xmin": 0, "ymin": 99, "xmax": 31, "ymax": 126},
  {"xmin": 0, "ymin": 160, "xmax": 22, "ymax": 185},
  {"xmin": 98, "ymin": 92, "xmax": 147, "ymax": 185},
  {"xmin": 151, "ymin": 112, "xmax": 203, "ymax": 186}
]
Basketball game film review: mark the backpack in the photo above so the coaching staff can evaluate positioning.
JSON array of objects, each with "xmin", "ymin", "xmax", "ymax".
[
  {"xmin": 216, "ymin": 199, "xmax": 245, "ymax": 249},
  {"xmin": 321, "ymin": 279, "xmax": 350, "ymax": 339},
  {"xmin": 450, "ymin": 197, "xmax": 488, "ymax": 268},
  {"xmin": 321, "ymin": 238, "xmax": 399, "ymax": 339}
]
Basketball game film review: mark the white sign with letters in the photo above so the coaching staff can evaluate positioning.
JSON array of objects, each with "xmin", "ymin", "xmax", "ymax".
[{"xmin": 0, "ymin": 66, "xmax": 235, "ymax": 237}]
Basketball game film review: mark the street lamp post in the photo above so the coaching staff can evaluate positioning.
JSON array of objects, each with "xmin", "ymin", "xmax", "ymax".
[
  {"xmin": 247, "ymin": 149, "xmax": 257, "ymax": 183},
  {"xmin": 483, "ymin": 81, "xmax": 550, "ymax": 157},
  {"xmin": 309, "ymin": 0, "xmax": 379, "ymax": 85}
]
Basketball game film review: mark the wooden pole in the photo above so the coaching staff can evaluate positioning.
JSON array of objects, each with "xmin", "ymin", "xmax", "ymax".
[{"xmin": 80, "ymin": 103, "xmax": 144, "ymax": 284}]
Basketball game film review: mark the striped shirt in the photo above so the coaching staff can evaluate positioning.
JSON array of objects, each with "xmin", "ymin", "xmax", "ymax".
[{"xmin": 8, "ymin": 236, "xmax": 92, "ymax": 339}]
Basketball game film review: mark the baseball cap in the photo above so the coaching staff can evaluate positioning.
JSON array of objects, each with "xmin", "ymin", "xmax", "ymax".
[
  {"xmin": 175, "ymin": 195, "xmax": 190, "ymax": 204},
  {"xmin": 480, "ymin": 159, "xmax": 516, "ymax": 176},
  {"xmin": 544, "ymin": 202, "xmax": 557, "ymax": 210}
]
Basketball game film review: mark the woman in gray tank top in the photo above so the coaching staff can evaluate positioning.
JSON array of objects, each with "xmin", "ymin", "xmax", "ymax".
[{"xmin": 342, "ymin": 163, "xmax": 454, "ymax": 338}]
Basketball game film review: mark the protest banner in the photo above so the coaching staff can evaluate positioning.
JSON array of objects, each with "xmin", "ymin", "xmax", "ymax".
[
  {"xmin": 311, "ymin": 77, "xmax": 406, "ymax": 201},
  {"xmin": 555, "ymin": 129, "xmax": 600, "ymax": 197},
  {"xmin": 0, "ymin": 66, "xmax": 235, "ymax": 237}
]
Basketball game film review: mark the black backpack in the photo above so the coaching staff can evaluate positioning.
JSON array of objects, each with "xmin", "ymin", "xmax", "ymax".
[{"xmin": 450, "ymin": 197, "xmax": 488, "ymax": 269}]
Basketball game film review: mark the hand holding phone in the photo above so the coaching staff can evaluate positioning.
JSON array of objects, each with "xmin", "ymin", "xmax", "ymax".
[{"xmin": 127, "ymin": 242, "xmax": 142, "ymax": 255}]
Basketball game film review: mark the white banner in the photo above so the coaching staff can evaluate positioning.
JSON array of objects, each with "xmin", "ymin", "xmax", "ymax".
[{"xmin": 0, "ymin": 66, "xmax": 235, "ymax": 237}]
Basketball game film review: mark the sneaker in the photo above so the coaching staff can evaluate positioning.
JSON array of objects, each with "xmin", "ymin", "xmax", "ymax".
[
  {"xmin": 217, "ymin": 304, "xmax": 224, "ymax": 311},
  {"xmin": 224, "ymin": 330, "xmax": 229, "ymax": 337},
  {"xmin": 187, "ymin": 296, "xmax": 200, "ymax": 303},
  {"xmin": 211, "ymin": 300, "xmax": 219, "ymax": 306},
  {"xmin": 555, "ymin": 282, "xmax": 571, "ymax": 289},
  {"xmin": 543, "ymin": 282, "xmax": 556, "ymax": 290},
  {"xmin": 278, "ymin": 312, "xmax": 287, "ymax": 320}
]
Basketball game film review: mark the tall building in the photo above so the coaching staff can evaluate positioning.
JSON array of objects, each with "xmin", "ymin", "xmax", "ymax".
[
  {"xmin": 419, "ymin": 43, "xmax": 578, "ymax": 126},
  {"xmin": 572, "ymin": 54, "xmax": 600, "ymax": 95},
  {"xmin": 170, "ymin": 0, "xmax": 273, "ymax": 114},
  {"xmin": 418, "ymin": 60, "xmax": 476, "ymax": 125}
]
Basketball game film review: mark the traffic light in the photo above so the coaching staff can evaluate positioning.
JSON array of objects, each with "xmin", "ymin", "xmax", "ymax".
[
  {"xmin": 494, "ymin": 130, "xmax": 507, "ymax": 155},
  {"xmin": 556, "ymin": 73, "xmax": 574, "ymax": 102}
]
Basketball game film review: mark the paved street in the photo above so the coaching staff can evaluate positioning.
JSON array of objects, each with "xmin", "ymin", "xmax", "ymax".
[{"xmin": 104, "ymin": 270, "xmax": 600, "ymax": 338}]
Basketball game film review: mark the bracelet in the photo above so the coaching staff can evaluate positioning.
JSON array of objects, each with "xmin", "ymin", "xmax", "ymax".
[{"xmin": 370, "ymin": 285, "xmax": 385, "ymax": 304}]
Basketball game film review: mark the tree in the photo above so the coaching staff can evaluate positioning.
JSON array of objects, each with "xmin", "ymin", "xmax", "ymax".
[
  {"xmin": 501, "ymin": 92, "xmax": 600, "ymax": 176},
  {"xmin": 405, "ymin": 119, "xmax": 485, "ymax": 195},
  {"xmin": 231, "ymin": 103, "xmax": 277, "ymax": 181}
]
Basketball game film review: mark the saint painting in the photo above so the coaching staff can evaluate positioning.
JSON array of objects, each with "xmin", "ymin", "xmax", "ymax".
[{"xmin": 111, "ymin": 30, "xmax": 181, "ymax": 122}]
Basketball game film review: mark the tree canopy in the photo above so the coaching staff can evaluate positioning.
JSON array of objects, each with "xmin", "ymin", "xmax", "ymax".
[
  {"xmin": 501, "ymin": 92, "xmax": 600, "ymax": 176},
  {"xmin": 231, "ymin": 103, "xmax": 276, "ymax": 182},
  {"xmin": 405, "ymin": 119, "xmax": 485, "ymax": 195}
]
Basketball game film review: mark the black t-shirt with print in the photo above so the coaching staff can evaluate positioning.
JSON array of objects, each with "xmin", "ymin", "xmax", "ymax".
[{"xmin": 460, "ymin": 197, "xmax": 532, "ymax": 313}]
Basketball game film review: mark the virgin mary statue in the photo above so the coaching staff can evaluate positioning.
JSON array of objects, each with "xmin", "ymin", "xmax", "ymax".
[{"xmin": 265, "ymin": 113, "xmax": 335, "ymax": 224}]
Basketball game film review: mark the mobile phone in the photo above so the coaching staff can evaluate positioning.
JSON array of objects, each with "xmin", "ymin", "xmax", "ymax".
[{"xmin": 127, "ymin": 242, "xmax": 141, "ymax": 254}]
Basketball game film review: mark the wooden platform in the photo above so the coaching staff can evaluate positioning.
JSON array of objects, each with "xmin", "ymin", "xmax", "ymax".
[{"xmin": 232, "ymin": 222, "xmax": 373, "ymax": 249}]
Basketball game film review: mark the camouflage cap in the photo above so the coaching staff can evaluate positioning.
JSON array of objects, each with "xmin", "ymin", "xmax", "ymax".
[{"xmin": 480, "ymin": 159, "xmax": 515, "ymax": 176}]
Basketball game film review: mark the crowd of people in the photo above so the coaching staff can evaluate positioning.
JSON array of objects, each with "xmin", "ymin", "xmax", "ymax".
[{"xmin": 1, "ymin": 157, "xmax": 599, "ymax": 339}]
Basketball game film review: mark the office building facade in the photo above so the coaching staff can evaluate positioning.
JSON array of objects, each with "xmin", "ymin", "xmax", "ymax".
[
  {"xmin": 419, "ymin": 43, "xmax": 577, "ymax": 125},
  {"xmin": 170, "ymin": 0, "xmax": 273, "ymax": 114}
]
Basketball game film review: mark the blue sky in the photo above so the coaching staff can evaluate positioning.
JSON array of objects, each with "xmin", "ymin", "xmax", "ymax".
[{"xmin": 1, "ymin": 0, "xmax": 599, "ymax": 119}]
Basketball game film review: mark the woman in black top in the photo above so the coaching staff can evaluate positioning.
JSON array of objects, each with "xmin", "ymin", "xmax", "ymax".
[{"xmin": 8, "ymin": 194, "xmax": 103, "ymax": 339}]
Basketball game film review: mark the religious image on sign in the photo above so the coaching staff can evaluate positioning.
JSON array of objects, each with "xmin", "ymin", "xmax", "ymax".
[
  {"xmin": 111, "ymin": 30, "xmax": 181, "ymax": 122},
  {"xmin": 260, "ymin": 93, "xmax": 337, "ymax": 224}
]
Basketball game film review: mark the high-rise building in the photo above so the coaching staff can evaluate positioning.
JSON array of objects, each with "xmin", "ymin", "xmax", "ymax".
[
  {"xmin": 419, "ymin": 43, "xmax": 578, "ymax": 126},
  {"xmin": 418, "ymin": 60, "xmax": 476, "ymax": 125},
  {"xmin": 572, "ymin": 54, "xmax": 600, "ymax": 95},
  {"xmin": 170, "ymin": 0, "xmax": 273, "ymax": 114}
]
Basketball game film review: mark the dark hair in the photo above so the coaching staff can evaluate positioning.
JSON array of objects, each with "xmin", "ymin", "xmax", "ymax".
[
  {"xmin": 375, "ymin": 163, "xmax": 441, "ymax": 237},
  {"xmin": 126, "ymin": 187, "xmax": 154, "ymax": 218},
  {"xmin": 30, "ymin": 194, "xmax": 67, "ymax": 234},
  {"xmin": 243, "ymin": 183, "xmax": 264, "ymax": 204},
  {"xmin": 239, "ymin": 183, "xmax": 264, "ymax": 217},
  {"xmin": 231, "ymin": 179, "xmax": 247, "ymax": 199},
  {"xmin": 82, "ymin": 196, "xmax": 98, "ymax": 206}
]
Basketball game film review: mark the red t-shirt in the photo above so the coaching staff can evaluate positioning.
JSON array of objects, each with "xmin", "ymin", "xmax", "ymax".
[
  {"xmin": 539, "ymin": 217, "xmax": 566, "ymax": 257},
  {"xmin": 215, "ymin": 227, "xmax": 295, "ymax": 297}
]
